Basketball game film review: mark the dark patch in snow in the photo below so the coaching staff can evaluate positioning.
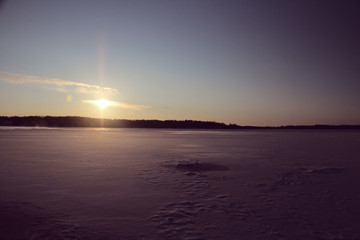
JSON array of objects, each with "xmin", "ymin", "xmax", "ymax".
[
  {"xmin": 175, "ymin": 162, "xmax": 229, "ymax": 172},
  {"xmin": 310, "ymin": 167, "xmax": 344, "ymax": 174}
]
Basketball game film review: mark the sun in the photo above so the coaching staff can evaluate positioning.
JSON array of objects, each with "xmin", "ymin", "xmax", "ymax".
[{"xmin": 93, "ymin": 99, "xmax": 112, "ymax": 110}]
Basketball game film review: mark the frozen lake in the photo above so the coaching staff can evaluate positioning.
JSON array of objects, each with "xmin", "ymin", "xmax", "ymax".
[{"xmin": 1, "ymin": 127, "xmax": 360, "ymax": 239}]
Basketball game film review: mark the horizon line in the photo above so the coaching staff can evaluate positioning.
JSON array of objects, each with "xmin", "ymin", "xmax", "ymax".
[{"xmin": 1, "ymin": 115, "xmax": 360, "ymax": 128}]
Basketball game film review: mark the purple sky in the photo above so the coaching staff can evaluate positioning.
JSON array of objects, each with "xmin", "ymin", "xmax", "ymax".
[{"xmin": 0, "ymin": 0, "xmax": 359, "ymax": 125}]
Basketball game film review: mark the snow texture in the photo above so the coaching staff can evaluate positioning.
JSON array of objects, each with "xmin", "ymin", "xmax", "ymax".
[{"xmin": 1, "ymin": 127, "xmax": 360, "ymax": 239}]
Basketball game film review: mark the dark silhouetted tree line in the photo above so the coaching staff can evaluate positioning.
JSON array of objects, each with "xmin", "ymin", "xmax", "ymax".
[
  {"xmin": 0, "ymin": 116, "xmax": 241, "ymax": 129},
  {"xmin": 0, "ymin": 116, "xmax": 359, "ymax": 130}
]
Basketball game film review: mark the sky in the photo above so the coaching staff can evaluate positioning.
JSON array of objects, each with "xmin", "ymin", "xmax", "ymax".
[{"xmin": 0, "ymin": 0, "xmax": 359, "ymax": 126}]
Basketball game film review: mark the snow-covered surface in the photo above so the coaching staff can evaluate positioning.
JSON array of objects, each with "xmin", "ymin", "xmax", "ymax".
[{"xmin": 1, "ymin": 127, "xmax": 360, "ymax": 239}]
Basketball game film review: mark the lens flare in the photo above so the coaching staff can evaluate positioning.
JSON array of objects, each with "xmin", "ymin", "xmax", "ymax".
[{"xmin": 66, "ymin": 95, "xmax": 72, "ymax": 102}]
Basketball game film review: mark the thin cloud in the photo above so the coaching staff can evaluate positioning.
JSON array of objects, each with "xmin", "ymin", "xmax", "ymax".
[
  {"xmin": 82, "ymin": 99, "xmax": 151, "ymax": 111},
  {"xmin": 0, "ymin": 71, "xmax": 118, "ymax": 96}
]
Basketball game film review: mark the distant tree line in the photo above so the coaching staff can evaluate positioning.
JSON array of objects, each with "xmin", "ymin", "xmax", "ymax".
[
  {"xmin": 0, "ymin": 116, "xmax": 241, "ymax": 129},
  {"xmin": 0, "ymin": 116, "xmax": 359, "ymax": 130}
]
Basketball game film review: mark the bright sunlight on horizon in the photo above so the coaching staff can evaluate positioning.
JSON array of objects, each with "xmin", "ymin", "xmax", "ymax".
[{"xmin": 92, "ymin": 99, "xmax": 113, "ymax": 110}]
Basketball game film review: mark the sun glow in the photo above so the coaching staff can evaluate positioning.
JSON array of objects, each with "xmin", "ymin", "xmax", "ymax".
[
  {"xmin": 82, "ymin": 99, "xmax": 150, "ymax": 111},
  {"xmin": 93, "ymin": 99, "xmax": 112, "ymax": 109}
]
